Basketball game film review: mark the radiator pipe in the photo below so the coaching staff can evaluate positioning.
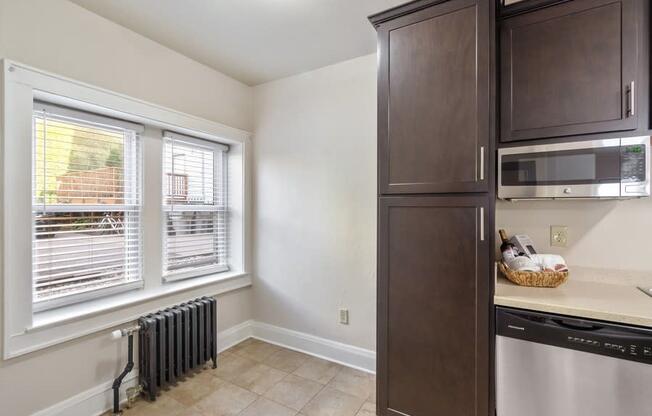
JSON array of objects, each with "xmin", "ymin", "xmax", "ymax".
[{"xmin": 112, "ymin": 326, "xmax": 140, "ymax": 415}]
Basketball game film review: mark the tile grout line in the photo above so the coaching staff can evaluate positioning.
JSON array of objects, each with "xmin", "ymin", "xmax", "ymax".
[
  {"xmin": 261, "ymin": 371, "xmax": 311, "ymax": 413},
  {"xmin": 351, "ymin": 397, "xmax": 367, "ymax": 416},
  {"xmin": 295, "ymin": 360, "xmax": 344, "ymax": 414},
  {"xmin": 233, "ymin": 392, "xmax": 261, "ymax": 416},
  {"xmin": 297, "ymin": 363, "xmax": 368, "ymax": 416},
  {"xmin": 298, "ymin": 379, "xmax": 330, "ymax": 415}
]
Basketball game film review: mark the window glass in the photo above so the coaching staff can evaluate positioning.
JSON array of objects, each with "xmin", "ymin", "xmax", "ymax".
[{"xmin": 32, "ymin": 106, "xmax": 142, "ymax": 309}]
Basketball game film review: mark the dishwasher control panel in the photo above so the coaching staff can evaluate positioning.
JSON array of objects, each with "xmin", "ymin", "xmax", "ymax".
[
  {"xmin": 567, "ymin": 336, "xmax": 652, "ymax": 357},
  {"xmin": 497, "ymin": 307, "xmax": 652, "ymax": 365}
]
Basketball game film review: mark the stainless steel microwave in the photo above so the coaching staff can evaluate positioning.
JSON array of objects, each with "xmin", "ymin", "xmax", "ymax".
[{"xmin": 498, "ymin": 137, "xmax": 650, "ymax": 200}]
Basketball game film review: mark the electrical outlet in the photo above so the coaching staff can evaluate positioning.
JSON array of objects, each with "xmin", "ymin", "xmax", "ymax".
[
  {"xmin": 339, "ymin": 309, "xmax": 349, "ymax": 325},
  {"xmin": 550, "ymin": 226, "xmax": 568, "ymax": 247}
]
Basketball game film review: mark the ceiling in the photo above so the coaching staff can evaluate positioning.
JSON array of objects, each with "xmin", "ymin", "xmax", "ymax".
[{"xmin": 70, "ymin": 0, "xmax": 408, "ymax": 86}]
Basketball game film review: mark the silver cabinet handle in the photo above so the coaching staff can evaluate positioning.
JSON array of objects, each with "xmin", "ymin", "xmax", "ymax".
[
  {"xmin": 479, "ymin": 146, "xmax": 485, "ymax": 181},
  {"xmin": 627, "ymin": 81, "xmax": 635, "ymax": 117},
  {"xmin": 480, "ymin": 206, "xmax": 485, "ymax": 241}
]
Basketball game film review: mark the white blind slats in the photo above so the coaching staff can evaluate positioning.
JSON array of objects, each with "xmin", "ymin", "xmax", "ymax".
[
  {"xmin": 32, "ymin": 108, "xmax": 142, "ymax": 306},
  {"xmin": 163, "ymin": 134, "xmax": 228, "ymax": 277}
]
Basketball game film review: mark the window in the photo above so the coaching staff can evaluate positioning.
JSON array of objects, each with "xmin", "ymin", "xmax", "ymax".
[
  {"xmin": 32, "ymin": 103, "xmax": 143, "ymax": 311},
  {"xmin": 3, "ymin": 62, "xmax": 249, "ymax": 359},
  {"xmin": 162, "ymin": 132, "xmax": 229, "ymax": 280}
]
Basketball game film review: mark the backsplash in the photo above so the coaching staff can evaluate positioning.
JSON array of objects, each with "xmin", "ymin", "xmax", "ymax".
[{"xmin": 496, "ymin": 197, "xmax": 652, "ymax": 282}]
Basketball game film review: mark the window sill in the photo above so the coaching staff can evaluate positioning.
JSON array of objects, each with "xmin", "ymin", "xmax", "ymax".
[
  {"xmin": 33, "ymin": 280, "xmax": 145, "ymax": 314},
  {"xmin": 32, "ymin": 271, "xmax": 250, "ymax": 330},
  {"xmin": 163, "ymin": 264, "xmax": 230, "ymax": 283},
  {"xmin": 4, "ymin": 271, "xmax": 251, "ymax": 359}
]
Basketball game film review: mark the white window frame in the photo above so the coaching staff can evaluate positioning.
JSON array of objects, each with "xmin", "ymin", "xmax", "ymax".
[
  {"xmin": 162, "ymin": 132, "xmax": 230, "ymax": 281},
  {"xmin": 1, "ymin": 60, "xmax": 252, "ymax": 359}
]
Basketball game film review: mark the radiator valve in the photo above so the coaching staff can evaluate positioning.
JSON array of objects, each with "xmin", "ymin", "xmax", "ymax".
[
  {"xmin": 126, "ymin": 385, "xmax": 143, "ymax": 408},
  {"xmin": 111, "ymin": 325, "xmax": 141, "ymax": 340}
]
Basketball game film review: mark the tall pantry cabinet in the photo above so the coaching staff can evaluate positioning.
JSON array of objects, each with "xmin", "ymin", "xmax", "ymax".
[{"xmin": 369, "ymin": 0, "xmax": 494, "ymax": 415}]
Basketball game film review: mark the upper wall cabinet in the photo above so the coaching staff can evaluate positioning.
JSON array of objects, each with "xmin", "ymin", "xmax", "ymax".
[
  {"xmin": 373, "ymin": 0, "xmax": 491, "ymax": 194},
  {"xmin": 500, "ymin": 0, "xmax": 649, "ymax": 142}
]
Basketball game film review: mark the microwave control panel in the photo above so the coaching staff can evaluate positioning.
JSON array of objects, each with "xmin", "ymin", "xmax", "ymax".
[{"xmin": 621, "ymin": 144, "xmax": 646, "ymax": 183}]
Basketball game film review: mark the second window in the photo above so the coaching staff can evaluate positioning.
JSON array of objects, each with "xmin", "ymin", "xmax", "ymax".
[{"xmin": 162, "ymin": 132, "xmax": 228, "ymax": 280}]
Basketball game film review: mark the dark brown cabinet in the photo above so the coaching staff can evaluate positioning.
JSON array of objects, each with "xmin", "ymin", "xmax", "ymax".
[
  {"xmin": 374, "ymin": 0, "xmax": 490, "ymax": 194},
  {"xmin": 377, "ymin": 196, "xmax": 490, "ymax": 416},
  {"xmin": 500, "ymin": 0, "xmax": 648, "ymax": 142},
  {"xmin": 371, "ymin": 1, "xmax": 494, "ymax": 415}
]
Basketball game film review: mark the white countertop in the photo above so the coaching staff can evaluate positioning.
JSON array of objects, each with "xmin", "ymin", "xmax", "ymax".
[{"xmin": 495, "ymin": 276, "xmax": 652, "ymax": 327}]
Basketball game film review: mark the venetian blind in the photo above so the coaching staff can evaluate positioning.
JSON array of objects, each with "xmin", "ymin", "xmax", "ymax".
[
  {"xmin": 162, "ymin": 132, "xmax": 228, "ymax": 279},
  {"xmin": 32, "ymin": 102, "xmax": 143, "ymax": 309}
]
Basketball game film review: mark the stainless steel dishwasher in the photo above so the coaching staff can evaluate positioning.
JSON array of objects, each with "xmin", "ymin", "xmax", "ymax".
[{"xmin": 496, "ymin": 307, "xmax": 652, "ymax": 416}]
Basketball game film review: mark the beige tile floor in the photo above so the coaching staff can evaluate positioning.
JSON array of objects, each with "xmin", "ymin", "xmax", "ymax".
[{"xmin": 118, "ymin": 338, "xmax": 376, "ymax": 416}]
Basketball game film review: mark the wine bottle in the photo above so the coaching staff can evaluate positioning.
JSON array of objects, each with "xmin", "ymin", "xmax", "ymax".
[{"xmin": 499, "ymin": 229, "xmax": 517, "ymax": 263}]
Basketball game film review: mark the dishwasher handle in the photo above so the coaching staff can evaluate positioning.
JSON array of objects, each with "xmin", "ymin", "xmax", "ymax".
[
  {"xmin": 498, "ymin": 309, "xmax": 605, "ymax": 335},
  {"xmin": 550, "ymin": 319, "xmax": 605, "ymax": 332}
]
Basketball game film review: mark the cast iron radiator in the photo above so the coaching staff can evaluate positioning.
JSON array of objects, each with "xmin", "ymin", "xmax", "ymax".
[{"xmin": 138, "ymin": 297, "xmax": 217, "ymax": 400}]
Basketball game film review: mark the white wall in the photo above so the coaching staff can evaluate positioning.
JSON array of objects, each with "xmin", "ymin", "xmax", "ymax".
[
  {"xmin": 0, "ymin": 1, "xmax": 253, "ymax": 415},
  {"xmin": 496, "ymin": 198, "xmax": 652, "ymax": 277},
  {"xmin": 253, "ymin": 54, "xmax": 377, "ymax": 351},
  {"xmin": 0, "ymin": 0, "xmax": 253, "ymax": 132}
]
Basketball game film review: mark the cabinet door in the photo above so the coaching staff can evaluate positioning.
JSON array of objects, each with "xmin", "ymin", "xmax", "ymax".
[
  {"xmin": 377, "ymin": 196, "xmax": 490, "ymax": 416},
  {"xmin": 377, "ymin": 0, "xmax": 490, "ymax": 194},
  {"xmin": 500, "ymin": 0, "xmax": 642, "ymax": 142}
]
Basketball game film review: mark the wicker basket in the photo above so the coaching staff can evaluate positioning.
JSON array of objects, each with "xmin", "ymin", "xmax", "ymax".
[{"xmin": 497, "ymin": 261, "xmax": 569, "ymax": 288}]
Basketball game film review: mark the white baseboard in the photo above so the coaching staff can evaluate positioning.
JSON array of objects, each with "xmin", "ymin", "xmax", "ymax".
[
  {"xmin": 30, "ymin": 320, "xmax": 375, "ymax": 416},
  {"xmin": 250, "ymin": 321, "xmax": 376, "ymax": 374},
  {"xmin": 31, "ymin": 372, "xmax": 139, "ymax": 416},
  {"xmin": 217, "ymin": 319, "xmax": 255, "ymax": 352}
]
